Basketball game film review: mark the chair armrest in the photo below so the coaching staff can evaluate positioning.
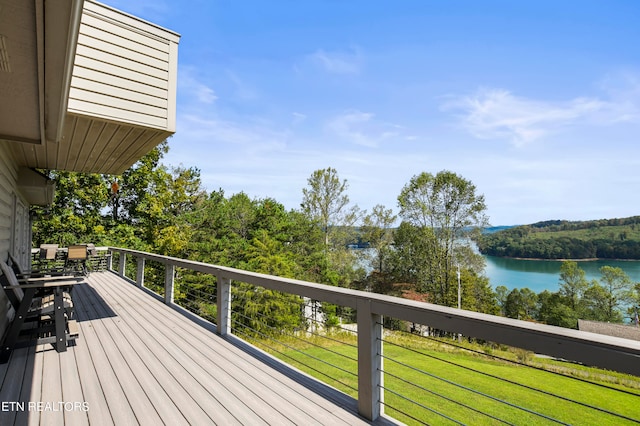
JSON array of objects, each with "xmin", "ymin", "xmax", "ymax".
[
  {"xmin": 16, "ymin": 275, "xmax": 81, "ymax": 283},
  {"xmin": 4, "ymin": 279, "xmax": 83, "ymax": 290}
]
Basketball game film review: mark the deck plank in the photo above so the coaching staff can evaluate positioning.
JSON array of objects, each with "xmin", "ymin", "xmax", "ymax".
[
  {"xmin": 101, "ymin": 273, "xmax": 361, "ymax": 425},
  {"xmin": 88, "ymin": 275, "xmax": 266, "ymax": 425},
  {"xmin": 72, "ymin": 315, "xmax": 114, "ymax": 426},
  {"xmin": 74, "ymin": 283, "xmax": 217, "ymax": 425},
  {"xmin": 73, "ymin": 285, "xmax": 165, "ymax": 426},
  {"xmin": 73, "ymin": 283, "xmax": 188, "ymax": 425},
  {"xmin": 0, "ymin": 272, "xmax": 387, "ymax": 425},
  {"xmin": 41, "ymin": 348, "xmax": 65, "ymax": 425}
]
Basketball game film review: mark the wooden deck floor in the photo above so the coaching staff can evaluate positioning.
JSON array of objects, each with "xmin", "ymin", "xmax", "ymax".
[{"xmin": 0, "ymin": 271, "xmax": 390, "ymax": 425}]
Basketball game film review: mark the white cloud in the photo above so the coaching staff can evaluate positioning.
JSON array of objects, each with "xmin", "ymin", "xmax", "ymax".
[
  {"xmin": 325, "ymin": 110, "xmax": 403, "ymax": 147},
  {"xmin": 308, "ymin": 47, "xmax": 363, "ymax": 74},
  {"xmin": 179, "ymin": 68, "xmax": 218, "ymax": 104},
  {"xmin": 291, "ymin": 112, "xmax": 307, "ymax": 125},
  {"xmin": 443, "ymin": 84, "xmax": 640, "ymax": 146}
]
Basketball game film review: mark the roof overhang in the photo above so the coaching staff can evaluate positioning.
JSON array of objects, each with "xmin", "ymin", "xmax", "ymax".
[
  {"xmin": 1, "ymin": 1, "xmax": 179, "ymax": 175},
  {"xmin": 0, "ymin": 0, "xmax": 83, "ymax": 146}
]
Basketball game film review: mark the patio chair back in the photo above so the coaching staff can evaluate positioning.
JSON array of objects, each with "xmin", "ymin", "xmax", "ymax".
[
  {"xmin": 0, "ymin": 259, "xmax": 25, "ymax": 309},
  {"xmin": 67, "ymin": 245, "xmax": 88, "ymax": 261}
]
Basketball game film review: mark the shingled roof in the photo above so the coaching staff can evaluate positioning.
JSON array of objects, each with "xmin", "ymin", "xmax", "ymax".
[{"xmin": 578, "ymin": 319, "xmax": 640, "ymax": 341}]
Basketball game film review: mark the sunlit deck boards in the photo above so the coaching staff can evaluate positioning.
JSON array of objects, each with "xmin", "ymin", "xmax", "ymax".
[{"xmin": 0, "ymin": 272, "xmax": 381, "ymax": 425}]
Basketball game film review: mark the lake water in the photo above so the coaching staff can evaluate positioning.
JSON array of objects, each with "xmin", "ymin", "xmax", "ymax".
[{"xmin": 484, "ymin": 256, "xmax": 640, "ymax": 293}]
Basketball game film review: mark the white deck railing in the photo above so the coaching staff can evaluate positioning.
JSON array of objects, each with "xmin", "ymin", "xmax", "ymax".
[{"xmin": 107, "ymin": 247, "xmax": 640, "ymax": 422}]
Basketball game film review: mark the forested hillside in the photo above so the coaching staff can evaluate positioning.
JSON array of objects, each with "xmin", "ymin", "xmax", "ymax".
[{"xmin": 477, "ymin": 217, "xmax": 640, "ymax": 259}]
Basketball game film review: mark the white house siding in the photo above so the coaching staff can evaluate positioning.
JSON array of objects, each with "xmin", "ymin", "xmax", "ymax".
[
  {"xmin": 0, "ymin": 141, "xmax": 25, "ymax": 337},
  {"xmin": 67, "ymin": 0, "xmax": 179, "ymax": 131}
]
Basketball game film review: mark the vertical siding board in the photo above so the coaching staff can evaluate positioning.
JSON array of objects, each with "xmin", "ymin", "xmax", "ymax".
[{"xmin": 0, "ymin": 143, "xmax": 19, "ymax": 337}]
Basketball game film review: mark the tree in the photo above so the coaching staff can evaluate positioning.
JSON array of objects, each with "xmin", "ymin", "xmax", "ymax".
[
  {"xmin": 32, "ymin": 171, "xmax": 110, "ymax": 246},
  {"xmin": 537, "ymin": 290, "xmax": 578, "ymax": 328},
  {"xmin": 495, "ymin": 285, "xmax": 509, "ymax": 316},
  {"xmin": 361, "ymin": 204, "xmax": 396, "ymax": 273},
  {"xmin": 582, "ymin": 281, "xmax": 619, "ymax": 322},
  {"xmin": 395, "ymin": 170, "xmax": 488, "ymax": 306},
  {"xmin": 558, "ymin": 261, "xmax": 588, "ymax": 311},
  {"xmin": 300, "ymin": 167, "xmax": 360, "ymax": 285},
  {"xmin": 596, "ymin": 266, "xmax": 633, "ymax": 322},
  {"xmin": 504, "ymin": 288, "xmax": 538, "ymax": 320},
  {"xmin": 301, "ymin": 167, "xmax": 350, "ymax": 249}
]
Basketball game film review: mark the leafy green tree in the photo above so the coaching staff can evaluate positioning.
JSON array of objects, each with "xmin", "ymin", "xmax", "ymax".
[
  {"xmin": 595, "ymin": 266, "xmax": 633, "ymax": 322},
  {"xmin": 247, "ymin": 230, "xmax": 297, "ymax": 277},
  {"xmin": 495, "ymin": 285, "xmax": 509, "ymax": 315},
  {"xmin": 300, "ymin": 167, "xmax": 360, "ymax": 286},
  {"xmin": 504, "ymin": 288, "xmax": 537, "ymax": 320},
  {"xmin": 32, "ymin": 171, "xmax": 110, "ymax": 246},
  {"xmin": 395, "ymin": 170, "xmax": 488, "ymax": 306},
  {"xmin": 389, "ymin": 222, "xmax": 440, "ymax": 297},
  {"xmin": 361, "ymin": 204, "xmax": 396, "ymax": 273},
  {"xmin": 537, "ymin": 290, "xmax": 578, "ymax": 328},
  {"xmin": 301, "ymin": 167, "xmax": 350, "ymax": 248},
  {"xmin": 558, "ymin": 261, "xmax": 588, "ymax": 311},
  {"xmin": 582, "ymin": 281, "xmax": 621, "ymax": 322}
]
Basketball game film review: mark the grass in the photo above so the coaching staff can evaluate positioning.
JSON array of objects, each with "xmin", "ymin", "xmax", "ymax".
[{"xmin": 248, "ymin": 330, "xmax": 640, "ymax": 425}]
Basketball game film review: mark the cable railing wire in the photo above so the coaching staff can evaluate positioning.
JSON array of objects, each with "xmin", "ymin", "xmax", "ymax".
[
  {"xmin": 231, "ymin": 291, "xmax": 358, "ymax": 361},
  {"xmin": 382, "ymin": 386, "xmax": 465, "ymax": 426},
  {"xmin": 231, "ymin": 309, "xmax": 358, "ymax": 372},
  {"xmin": 380, "ymin": 340, "xmax": 568, "ymax": 425},
  {"xmin": 421, "ymin": 332, "xmax": 640, "ymax": 398},
  {"xmin": 381, "ymin": 368, "xmax": 514, "ymax": 425},
  {"xmin": 382, "ymin": 333, "xmax": 640, "ymax": 424},
  {"xmin": 234, "ymin": 308, "xmax": 357, "ymax": 366},
  {"xmin": 230, "ymin": 314, "xmax": 358, "ymax": 393},
  {"xmin": 230, "ymin": 307, "xmax": 358, "ymax": 377}
]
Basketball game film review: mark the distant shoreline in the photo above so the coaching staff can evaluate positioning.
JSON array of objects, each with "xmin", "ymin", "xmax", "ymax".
[{"xmin": 488, "ymin": 256, "xmax": 640, "ymax": 262}]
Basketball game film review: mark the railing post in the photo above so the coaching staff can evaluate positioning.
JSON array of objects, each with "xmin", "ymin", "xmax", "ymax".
[
  {"xmin": 357, "ymin": 298, "xmax": 383, "ymax": 421},
  {"xmin": 216, "ymin": 275, "xmax": 231, "ymax": 336},
  {"xmin": 107, "ymin": 250, "xmax": 113, "ymax": 271},
  {"xmin": 136, "ymin": 257, "xmax": 145, "ymax": 288},
  {"xmin": 118, "ymin": 251, "xmax": 126, "ymax": 277},
  {"xmin": 164, "ymin": 263, "xmax": 174, "ymax": 305}
]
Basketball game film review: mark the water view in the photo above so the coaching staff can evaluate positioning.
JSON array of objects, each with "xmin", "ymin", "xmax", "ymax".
[{"xmin": 484, "ymin": 256, "xmax": 640, "ymax": 293}]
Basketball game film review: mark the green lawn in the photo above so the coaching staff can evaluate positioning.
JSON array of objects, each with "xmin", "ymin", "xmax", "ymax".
[{"xmin": 251, "ymin": 332, "xmax": 640, "ymax": 425}]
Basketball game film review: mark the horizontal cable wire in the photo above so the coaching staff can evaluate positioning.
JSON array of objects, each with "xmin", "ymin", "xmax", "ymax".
[
  {"xmin": 299, "ymin": 318, "xmax": 358, "ymax": 355},
  {"xmin": 231, "ymin": 309, "xmax": 358, "ymax": 378},
  {"xmin": 232, "ymin": 292, "xmax": 358, "ymax": 361},
  {"xmin": 382, "ymin": 335, "xmax": 640, "ymax": 424},
  {"xmin": 231, "ymin": 317, "xmax": 358, "ymax": 393},
  {"xmin": 423, "ymin": 334, "xmax": 640, "ymax": 398},
  {"xmin": 381, "ymin": 369, "xmax": 514, "ymax": 425},
  {"xmin": 382, "ymin": 386, "xmax": 464, "ymax": 426},
  {"xmin": 232, "ymin": 310, "xmax": 358, "ymax": 370},
  {"xmin": 381, "ymin": 340, "xmax": 567, "ymax": 425}
]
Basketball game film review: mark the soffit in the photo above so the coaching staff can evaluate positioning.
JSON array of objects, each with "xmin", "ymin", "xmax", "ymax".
[{"xmin": 0, "ymin": 0, "xmax": 41, "ymax": 143}]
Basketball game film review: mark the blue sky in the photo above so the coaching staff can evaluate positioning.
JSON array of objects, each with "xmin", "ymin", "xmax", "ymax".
[{"xmin": 102, "ymin": 0, "xmax": 640, "ymax": 225}]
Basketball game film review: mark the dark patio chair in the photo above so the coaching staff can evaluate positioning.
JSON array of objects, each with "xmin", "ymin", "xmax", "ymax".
[{"xmin": 0, "ymin": 259, "xmax": 83, "ymax": 363}]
